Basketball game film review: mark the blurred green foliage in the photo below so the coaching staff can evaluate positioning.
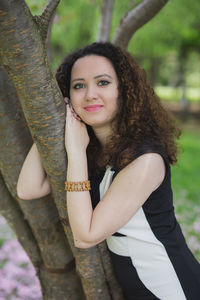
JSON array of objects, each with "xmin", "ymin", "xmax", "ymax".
[
  {"xmin": 156, "ymin": 86, "xmax": 200, "ymax": 102},
  {"xmin": 128, "ymin": 0, "xmax": 200, "ymax": 56},
  {"xmin": 50, "ymin": 0, "xmax": 100, "ymax": 71},
  {"xmin": 172, "ymin": 129, "xmax": 200, "ymax": 260},
  {"xmin": 25, "ymin": 0, "xmax": 46, "ymax": 14},
  {"xmin": 25, "ymin": 0, "xmax": 200, "ymax": 96}
]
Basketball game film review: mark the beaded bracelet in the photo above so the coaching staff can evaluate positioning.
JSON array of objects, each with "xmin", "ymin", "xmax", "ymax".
[{"xmin": 65, "ymin": 180, "xmax": 91, "ymax": 192}]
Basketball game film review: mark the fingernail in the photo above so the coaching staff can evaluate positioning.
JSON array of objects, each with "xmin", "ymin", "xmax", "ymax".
[{"xmin": 64, "ymin": 97, "xmax": 69, "ymax": 103}]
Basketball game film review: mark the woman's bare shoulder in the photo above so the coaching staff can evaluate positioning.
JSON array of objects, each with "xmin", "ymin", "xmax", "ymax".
[{"xmin": 114, "ymin": 152, "xmax": 166, "ymax": 193}]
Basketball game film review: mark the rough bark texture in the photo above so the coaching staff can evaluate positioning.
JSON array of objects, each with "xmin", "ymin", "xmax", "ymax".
[
  {"xmin": 97, "ymin": 242, "xmax": 124, "ymax": 300},
  {"xmin": 34, "ymin": 0, "xmax": 60, "ymax": 42},
  {"xmin": 112, "ymin": 0, "xmax": 168, "ymax": 49},
  {"xmin": 97, "ymin": 0, "xmax": 114, "ymax": 42},
  {"xmin": 0, "ymin": 0, "xmax": 124, "ymax": 299},
  {"xmin": 0, "ymin": 65, "xmax": 83, "ymax": 300},
  {"xmin": 0, "ymin": 173, "xmax": 82, "ymax": 300},
  {"xmin": 0, "ymin": 171, "xmax": 42, "ymax": 268}
]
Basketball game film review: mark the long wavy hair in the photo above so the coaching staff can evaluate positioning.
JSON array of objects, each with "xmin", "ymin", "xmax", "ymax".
[{"xmin": 56, "ymin": 42, "xmax": 181, "ymax": 175}]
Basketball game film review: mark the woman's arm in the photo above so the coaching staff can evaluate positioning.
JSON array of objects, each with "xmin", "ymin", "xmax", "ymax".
[
  {"xmin": 64, "ymin": 103, "xmax": 165, "ymax": 249},
  {"xmin": 17, "ymin": 143, "xmax": 51, "ymax": 200},
  {"xmin": 67, "ymin": 152, "xmax": 165, "ymax": 249}
]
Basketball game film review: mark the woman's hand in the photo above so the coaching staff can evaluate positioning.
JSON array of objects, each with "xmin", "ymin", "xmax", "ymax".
[{"xmin": 64, "ymin": 98, "xmax": 90, "ymax": 158}]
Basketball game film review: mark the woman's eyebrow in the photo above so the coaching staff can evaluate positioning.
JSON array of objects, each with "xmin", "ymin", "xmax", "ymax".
[
  {"xmin": 71, "ymin": 74, "xmax": 113, "ymax": 83},
  {"xmin": 71, "ymin": 78, "xmax": 84, "ymax": 83},
  {"xmin": 94, "ymin": 74, "xmax": 113, "ymax": 80}
]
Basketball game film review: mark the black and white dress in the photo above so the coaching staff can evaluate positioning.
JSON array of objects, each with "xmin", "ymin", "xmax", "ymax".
[{"xmin": 89, "ymin": 147, "xmax": 200, "ymax": 300}]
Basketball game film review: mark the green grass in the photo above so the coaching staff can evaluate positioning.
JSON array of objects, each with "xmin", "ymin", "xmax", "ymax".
[
  {"xmin": 171, "ymin": 129, "xmax": 200, "ymax": 260},
  {"xmin": 172, "ymin": 130, "xmax": 200, "ymax": 203},
  {"xmin": 155, "ymin": 86, "xmax": 200, "ymax": 102}
]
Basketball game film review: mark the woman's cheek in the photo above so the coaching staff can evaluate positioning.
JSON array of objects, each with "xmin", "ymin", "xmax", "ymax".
[{"xmin": 72, "ymin": 102, "xmax": 82, "ymax": 117}]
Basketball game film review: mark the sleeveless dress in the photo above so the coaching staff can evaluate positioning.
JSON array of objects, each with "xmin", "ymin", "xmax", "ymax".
[{"xmin": 89, "ymin": 146, "xmax": 200, "ymax": 300}]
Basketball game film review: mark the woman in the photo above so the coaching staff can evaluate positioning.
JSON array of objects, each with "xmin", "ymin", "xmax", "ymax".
[{"xmin": 17, "ymin": 42, "xmax": 200, "ymax": 299}]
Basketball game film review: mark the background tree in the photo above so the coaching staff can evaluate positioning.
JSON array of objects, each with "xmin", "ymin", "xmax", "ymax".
[
  {"xmin": 0, "ymin": 0, "xmax": 172, "ymax": 299},
  {"xmin": 125, "ymin": 0, "xmax": 200, "ymax": 109}
]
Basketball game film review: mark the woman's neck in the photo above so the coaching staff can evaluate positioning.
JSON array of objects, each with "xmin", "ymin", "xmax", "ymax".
[{"xmin": 92, "ymin": 125, "xmax": 112, "ymax": 147}]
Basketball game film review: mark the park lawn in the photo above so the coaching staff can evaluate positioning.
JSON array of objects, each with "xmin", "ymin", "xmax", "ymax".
[
  {"xmin": 172, "ymin": 129, "xmax": 200, "ymax": 204},
  {"xmin": 171, "ymin": 129, "xmax": 200, "ymax": 261}
]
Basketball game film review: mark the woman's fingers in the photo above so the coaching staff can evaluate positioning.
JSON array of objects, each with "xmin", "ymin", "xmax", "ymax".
[
  {"xmin": 71, "ymin": 109, "xmax": 81, "ymax": 121},
  {"xmin": 64, "ymin": 97, "xmax": 69, "ymax": 104},
  {"xmin": 64, "ymin": 97, "xmax": 81, "ymax": 121}
]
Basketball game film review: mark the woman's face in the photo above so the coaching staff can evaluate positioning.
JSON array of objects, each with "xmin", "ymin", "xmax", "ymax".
[{"xmin": 69, "ymin": 55, "xmax": 119, "ymax": 131}]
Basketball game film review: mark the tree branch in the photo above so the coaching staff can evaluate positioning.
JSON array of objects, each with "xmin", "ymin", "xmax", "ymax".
[
  {"xmin": 34, "ymin": 0, "xmax": 60, "ymax": 42},
  {"xmin": 112, "ymin": 0, "xmax": 169, "ymax": 49},
  {"xmin": 0, "ymin": 172, "xmax": 42, "ymax": 268},
  {"xmin": 97, "ymin": 0, "xmax": 114, "ymax": 42}
]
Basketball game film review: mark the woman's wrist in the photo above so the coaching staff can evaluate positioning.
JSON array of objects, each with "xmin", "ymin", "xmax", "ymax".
[
  {"xmin": 67, "ymin": 150, "xmax": 87, "ymax": 162},
  {"xmin": 67, "ymin": 152, "xmax": 88, "ymax": 182},
  {"xmin": 66, "ymin": 146, "xmax": 87, "ymax": 159}
]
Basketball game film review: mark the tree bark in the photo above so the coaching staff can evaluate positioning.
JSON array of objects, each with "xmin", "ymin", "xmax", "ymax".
[
  {"xmin": 0, "ymin": 0, "xmax": 124, "ymax": 299},
  {"xmin": 0, "ymin": 171, "xmax": 42, "ymax": 268},
  {"xmin": 0, "ymin": 65, "xmax": 83, "ymax": 300},
  {"xmin": 112, "ymin": 0, "xmax": 168, "ymax": 49},
  {"xmin": 0, "ymin": 173, "xmax": 82, "ymax": 300},
  {"xmin": 149, "ymin": 57, "xmax": 161, "ymax": 87},
  {"xmin": 33, "ymin": 0, "xmax": 60, "ymax": 42},
  {"xmin": 97, "ymin": 0, "xmax": 114, "ymax": 42}
]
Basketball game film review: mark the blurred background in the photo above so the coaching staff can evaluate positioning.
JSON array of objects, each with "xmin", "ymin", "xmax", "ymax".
[{"xmin": 0, "ymin": 0, "xmax": 199, "ymax": 299}]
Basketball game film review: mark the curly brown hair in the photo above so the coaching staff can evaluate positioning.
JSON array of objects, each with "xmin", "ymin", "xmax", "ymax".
[{"xmin": 56, "ymin": 42, "xmax": 181, "ymax": 175}]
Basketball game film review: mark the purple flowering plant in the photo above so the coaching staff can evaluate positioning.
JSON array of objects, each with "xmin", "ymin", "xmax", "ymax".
[{"xmin": 0, "ymin": 216, "xmax": 42, "ymax": 300}]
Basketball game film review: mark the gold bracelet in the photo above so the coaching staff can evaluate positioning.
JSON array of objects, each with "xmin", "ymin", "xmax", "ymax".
[{"xmin": 65, "ymin": 180, "xmax": 91, "ymax": 192}]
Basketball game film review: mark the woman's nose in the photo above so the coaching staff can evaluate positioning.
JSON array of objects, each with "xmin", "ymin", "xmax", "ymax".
[{"xmin": 86, "ymin": 85, "xmax": 98, "ymax": 101}]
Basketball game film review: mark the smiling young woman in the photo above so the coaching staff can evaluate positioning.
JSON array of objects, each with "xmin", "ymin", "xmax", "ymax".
[
  {"xmin": 69, "ymin": 55, "xmax": 119, "ymax": 137},
  {"xmin": 17, "ymin": 42, "xmax": 200, "ymax": 300}
]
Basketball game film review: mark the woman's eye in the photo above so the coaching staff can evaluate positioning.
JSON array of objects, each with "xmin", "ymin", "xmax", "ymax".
[
  {"xmin": 73, "ymin": 83, "xmax": 84, "ymax": 90},
  {"xmin": 98, "ymin": 80, "xmax": 110, "ymax": 86}
]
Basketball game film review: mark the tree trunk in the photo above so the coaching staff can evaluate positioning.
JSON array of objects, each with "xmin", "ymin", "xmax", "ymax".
[
  {"xmin": 0, "ymin": 0, "xmax": 124, "ymax": 299},
  {"xmin": 149, "ymin": 57, "xmax": 161, "ymax": 87},
  {"xmin": 97, "ymin": 0, "xmax": 114, "ymax": 42},
  {"xmin": 0, "ymin": 65, "xmax": 83, "ymax": 300},
  {"xmin": 178, "ymin": 53, "xmax": 189, "ymax": 112}
]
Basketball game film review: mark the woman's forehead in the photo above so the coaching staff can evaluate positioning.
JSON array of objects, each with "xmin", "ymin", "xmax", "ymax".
[{"xmin": 71, "ymin": 55, "xmax": 117, "ymax": 79}]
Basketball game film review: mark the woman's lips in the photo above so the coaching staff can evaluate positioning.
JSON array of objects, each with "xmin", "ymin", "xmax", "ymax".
[{"xmin": 84, "ymin": 105, "xmax": 103, "ymax": 112}]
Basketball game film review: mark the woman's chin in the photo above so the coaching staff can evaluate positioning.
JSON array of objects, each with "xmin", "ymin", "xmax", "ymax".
[{"xmin": 81, "ymin": 117, "xmax": 102, "ymax": 127}]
